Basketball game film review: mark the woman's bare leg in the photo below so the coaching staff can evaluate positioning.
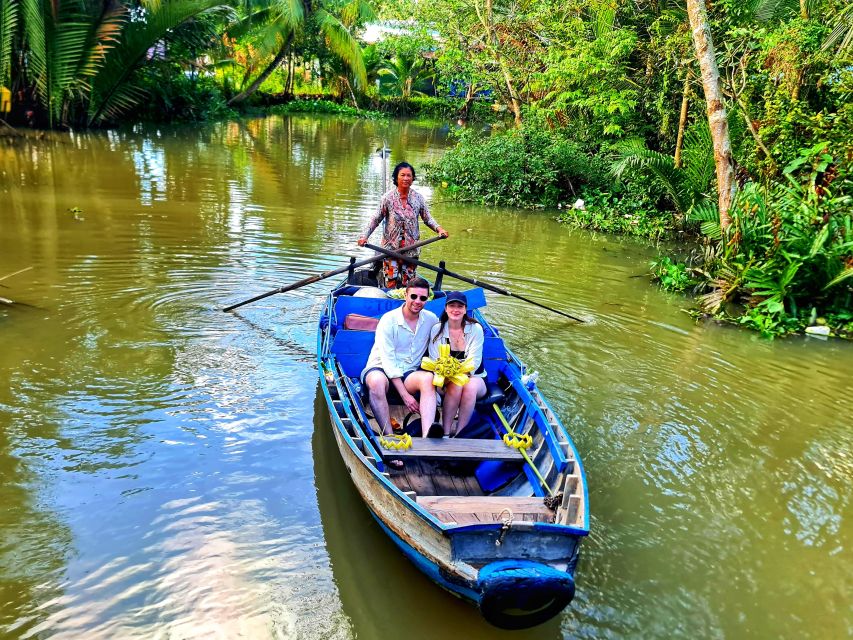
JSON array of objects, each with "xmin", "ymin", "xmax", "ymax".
[
  {"xmin": 442, "ymin": 383, "xmax": 463, "ymax": 434},
  {"xmin": 456, "ymin": 377, "xmax": 487, "ymax": 436}
]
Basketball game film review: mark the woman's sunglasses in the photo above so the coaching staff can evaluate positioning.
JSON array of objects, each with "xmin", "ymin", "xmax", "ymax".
[{"xmin": 408, "ymin": 293, "xmax": 428, "ymax": 301}]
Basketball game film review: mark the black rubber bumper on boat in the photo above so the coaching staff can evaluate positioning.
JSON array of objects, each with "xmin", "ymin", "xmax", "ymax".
[{"xmin": 477, "ymin": 560, "xmax": 576, "ymax": 630}]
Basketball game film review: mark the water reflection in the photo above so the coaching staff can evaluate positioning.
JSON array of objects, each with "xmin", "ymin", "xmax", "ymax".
[{"xmin": 0, "ymin": 115, "xmax": 851, "ymax": 639}]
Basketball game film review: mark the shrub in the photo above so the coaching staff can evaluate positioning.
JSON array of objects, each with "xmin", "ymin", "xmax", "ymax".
[
  {"xmin": 134, "ymin": 68, "xmax": 235, "ymax": 123},
  {"xmin": 425, "ymin": 124, "xmax": 608, "ymax": 207}
]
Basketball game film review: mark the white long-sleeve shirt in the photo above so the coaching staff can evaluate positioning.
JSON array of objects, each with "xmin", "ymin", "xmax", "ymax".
[
  {"xmin": 428, "ymin": 321, "xmax": 486, "ymax": 377},
  {"xmin": 362, "ymin": 306, "xmax": 438, "ymax": 380}
]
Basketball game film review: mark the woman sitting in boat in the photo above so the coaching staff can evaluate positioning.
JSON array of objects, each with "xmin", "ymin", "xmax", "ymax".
[
  {"xmin": 428, "ymin": 291, "xmax": 487, "ymax": 438},
  {"xmin": 357, "ymin": 162, "xmax": 448, "ymax": 288}
]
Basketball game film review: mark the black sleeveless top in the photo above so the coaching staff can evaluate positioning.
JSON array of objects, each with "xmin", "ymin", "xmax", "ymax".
[{"xmin": 447, "ymin": 344, "xmax": 485, "ymax": 375}]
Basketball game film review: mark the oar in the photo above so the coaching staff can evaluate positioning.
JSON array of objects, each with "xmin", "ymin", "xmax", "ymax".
[
  {"xmin": 223, "ymin": 235, "xmax": 445, "ymax": 312},
  {"xmin": 363, "ymin": 243, "xmax": 585, "ymax": 322}
]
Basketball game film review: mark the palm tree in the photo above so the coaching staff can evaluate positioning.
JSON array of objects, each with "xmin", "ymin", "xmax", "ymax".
[
  {"xmin": 378, "ymin": 51, "xmax": 434, "ymax": 99},
  {"xmin": 0, "ymin": 0, "xmax": 235, "ymax": 128},
  {"xmin": 226, "ymin": 0, "xmax": 371, "ymax": 105}
]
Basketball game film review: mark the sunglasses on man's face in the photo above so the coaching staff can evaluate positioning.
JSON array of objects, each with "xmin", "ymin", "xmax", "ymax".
[{"xmin": 408, "ymin": 293, "xmax": 428, "ymax": 301}]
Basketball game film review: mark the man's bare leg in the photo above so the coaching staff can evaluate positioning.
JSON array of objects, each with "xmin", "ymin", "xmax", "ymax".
[
  {"xmin": 405, "ymin": 371, "xmax": 438, "ymax": 437},
  {"xmin": 365, "ymin": 370, "xmax": 392, "ymax": 435}
]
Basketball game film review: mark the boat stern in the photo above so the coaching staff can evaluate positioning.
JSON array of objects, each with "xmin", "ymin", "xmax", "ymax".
[{"xmin": 477, "ymin": 559, "xmax": 575, "ymax": 630}]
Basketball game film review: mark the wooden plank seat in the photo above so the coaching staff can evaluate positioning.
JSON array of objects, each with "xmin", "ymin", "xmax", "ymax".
[
  {"xmin": 416, "ymin": 495, "xmax": 555, "ymax": 525},
  {"xmin": 383, "ymin": 437, "xmax": 523, "ymax": 461}
]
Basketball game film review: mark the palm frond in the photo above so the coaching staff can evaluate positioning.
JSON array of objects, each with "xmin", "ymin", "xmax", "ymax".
[
  {"xmin": 21, "ymin": 0, "xmax": 98, "ymax": 126},
  {"xmin": 610, "ymin": 138, "xmax": 690, "ymax": 212},
  {"xmin": 273, "ymin": 0, "xmax": 304, "ymax": 32},
  {"xmin": 78, "ymin": 5, "xmax": 126, "ymax": 78},
  {"xmin": 314, "ymin": 8, "xmax": 365, "ymax": 89},
  {"xmin": 681, "ymin": 120, "xmax": 715, "ymax": 201},
  {"xmin": 688, "ymin": 199, "xmax": 721, "ymax": 239},
  {"xmin": 750, "ymin": 0, "xmax": 797, "ymax": 22},
  {"xmin": 90, "ymin": 81, "xmax": 146, "ymax": 122},
  {"xmin": 823, "ymin": 267, "xmax": 853, "ymax": 290},
  {"xmin": 89, "ymin": 0, "xmax": 233, "ymax": 125},
  {"xmin": 0, "ymin": 0, "xmax": 19, "ymax": 85},
  {"xmin": 225, "ymin": 7, "xmax": 275, "ymax": 40},
  {"xmin": 590, "ymin": 4, "xmax": 615, "ymax": 41},
  {"xmin": 340, "ymin": 0, "xmax": 375, "ymax": 28},
  {"xmin": 822, "ymin": 4, "xmax": 853, "ymax": 54}
]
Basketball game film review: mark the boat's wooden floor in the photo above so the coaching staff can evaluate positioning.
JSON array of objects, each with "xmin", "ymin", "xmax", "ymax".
[
  {"xmin": 367, "ymin": 404, "xmax": 553, "ymax": 526},
  {"xmin": 389, "ymin": 458, "xmax": 484, "ymax": 497}
]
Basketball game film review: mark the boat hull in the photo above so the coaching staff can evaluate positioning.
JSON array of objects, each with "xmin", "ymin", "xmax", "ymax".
[{"xmin": 325, "ymin": 406, "xmax": 582, "ymax": 629}]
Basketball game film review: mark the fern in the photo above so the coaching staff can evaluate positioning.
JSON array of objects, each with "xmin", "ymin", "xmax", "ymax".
[
  {"xmin": 681, "ymin": 121, "xmax": 715, "ymax": 202},
  {"xmin": 611, "ymin": 138, "xmax": 690, "ymax": 212}
]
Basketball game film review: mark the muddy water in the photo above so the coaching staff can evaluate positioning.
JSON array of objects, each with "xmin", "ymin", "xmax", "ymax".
[{"xmin": 0, "ymin": 116, "xmax": 850, "ymax": 639}]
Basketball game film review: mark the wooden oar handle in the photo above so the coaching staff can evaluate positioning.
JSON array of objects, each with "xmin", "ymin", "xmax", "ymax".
[{"xmin": 222, "ymin": 235, "xmax": 445, "ymax": 312}]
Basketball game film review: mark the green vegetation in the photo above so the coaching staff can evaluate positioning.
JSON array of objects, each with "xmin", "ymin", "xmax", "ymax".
[
  {"xmin": 270, "ymin": 99, "xmax": 385, "ymax": 118},
  {"xmin": 418, "ymin": 0, "xmax": 853, "ymax": 338},
  {"xmin": 0, "ymin": 0, "xmax": 849, "ymax": 337}
]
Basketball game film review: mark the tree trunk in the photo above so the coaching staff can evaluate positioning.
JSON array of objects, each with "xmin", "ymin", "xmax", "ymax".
[
  {"xmin": 687, "ymin": 0, "xmax": 735, "ymax": 230},
  {"xmin": 500, "ymin": 64, "xmax": 523, "ymax": 127},
  {"xmin": 286, "ymin": 56, "xmax": 296, "ymax": 97},
  {"xmin": 344, "ymin": 77, "xmax": 358, "ymax": 109},
  {"xmin": 460, "ymin": 82, "xmax": 476, "ymax": 119},
  {"xmin": 674, "ymin": 74, "xmax": 690, "ymax": 168},
  {"xmin": 477, "ymin": 0, "xmax": 522, "ymax": 127},
  {"xmin": 228, "ymin": 37, "xmax": 293, "ymax": 105}
]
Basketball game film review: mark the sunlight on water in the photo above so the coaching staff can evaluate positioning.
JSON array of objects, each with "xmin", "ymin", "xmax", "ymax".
[{"xmin": 1, "ymin": 115, "xmax": 851, "ymax": 639}]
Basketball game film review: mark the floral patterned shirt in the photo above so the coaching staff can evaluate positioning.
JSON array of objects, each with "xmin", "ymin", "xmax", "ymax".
[{"xmin": 361, "ymin": 188, "xmax": 441, "ymax": 256}]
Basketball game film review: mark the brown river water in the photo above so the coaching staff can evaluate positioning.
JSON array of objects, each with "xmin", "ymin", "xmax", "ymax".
[{"xmin": 0, "ymin": 116, "xmax": 851, "ymax": 639}]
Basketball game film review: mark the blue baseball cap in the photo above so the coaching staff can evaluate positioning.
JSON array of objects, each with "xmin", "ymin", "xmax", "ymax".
[{"xmin": 445, "ymin": 291, "xmax": 467, "ymax": 306}]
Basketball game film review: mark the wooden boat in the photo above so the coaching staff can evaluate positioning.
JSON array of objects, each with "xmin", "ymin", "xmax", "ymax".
[{"xmin": 317, "ymin": 283, "xmax": 589, "ymax": 630}]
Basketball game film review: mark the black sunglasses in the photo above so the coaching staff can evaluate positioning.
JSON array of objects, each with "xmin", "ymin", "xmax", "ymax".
[{"xmin": 408, "ymin": 293, "xmax": 428, "ymax": 301}]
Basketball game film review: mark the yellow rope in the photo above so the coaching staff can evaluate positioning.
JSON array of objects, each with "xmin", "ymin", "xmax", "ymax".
[
  {"xmin": 421, "ymin": 343, "xmax": 475, "ymax": 388},
  {"xmin": 379, "ymin": 432, "xmax": 412, "ymax": 450},
  {"xmin": 492, "ymin": 403, "xmax": 554, "ymax": 496}
]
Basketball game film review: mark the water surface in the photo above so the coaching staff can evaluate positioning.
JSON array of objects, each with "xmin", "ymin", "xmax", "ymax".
[{"xmin": 1, "ymin": 116, "xmax": 850, "ymax": 639}]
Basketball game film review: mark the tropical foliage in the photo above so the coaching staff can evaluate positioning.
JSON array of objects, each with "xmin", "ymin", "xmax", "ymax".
[
  {"xmin": 0, "ymin": 0, "xmax": 234, "ymax": 128},
  {"xmin": 1, "ymin": 0, "xmax": 849, "ymax": 337}
]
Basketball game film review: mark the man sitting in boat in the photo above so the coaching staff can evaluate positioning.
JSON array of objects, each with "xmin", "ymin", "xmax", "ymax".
[{"xmin": 361, "ymin": 277, "xmax": 443, "ymax": 438}]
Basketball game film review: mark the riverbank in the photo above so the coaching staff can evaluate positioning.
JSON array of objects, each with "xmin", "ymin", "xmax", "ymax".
[{"xmin": 424, "ymin": 121, "xmax": 852, "ymax": 340}]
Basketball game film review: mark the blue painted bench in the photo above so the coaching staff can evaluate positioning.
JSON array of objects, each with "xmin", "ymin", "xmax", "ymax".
[
  {"xmin": 332, "ymin": 288, "xmax": 488, "ymax": 331},
  {"xmin": 331, "ymin": 331, "xmax": 508, "ymax": 382}
]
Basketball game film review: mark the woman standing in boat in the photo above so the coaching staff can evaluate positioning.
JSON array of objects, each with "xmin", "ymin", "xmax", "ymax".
[
  {"xmin": 428, "ymin": 291, "xmax": 487, "ymax": 437},
  {"xmin": 357, "ymin": 162, "xmax": 448, "ymax": 288}
]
